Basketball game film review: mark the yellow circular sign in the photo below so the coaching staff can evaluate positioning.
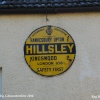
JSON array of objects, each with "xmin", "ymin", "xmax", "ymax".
[{"xmin": 24, "ymin": 26, "xmax": 76, "ymax": 77}]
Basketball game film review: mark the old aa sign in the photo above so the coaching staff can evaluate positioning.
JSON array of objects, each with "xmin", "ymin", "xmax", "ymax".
[{"xmin": 24, "ymin": 26, "xmax": 76, "ymax": 77}]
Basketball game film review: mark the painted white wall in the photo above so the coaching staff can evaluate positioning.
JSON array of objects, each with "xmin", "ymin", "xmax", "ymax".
[
  {"xmin": 0, "ymin": 68, "xmax": 2, "ymax": 100},
  {"xmin": 0, "ymin": 12, "xmax": 100, "ymax": 100}
]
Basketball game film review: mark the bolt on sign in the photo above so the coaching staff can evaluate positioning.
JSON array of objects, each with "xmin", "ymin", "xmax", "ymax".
[{"xmin": 24, "ymin": 26, "xmax": 76, "ymax": 77}]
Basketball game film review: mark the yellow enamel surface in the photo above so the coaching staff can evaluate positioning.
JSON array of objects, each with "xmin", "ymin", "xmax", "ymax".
[{"xmin": 24, "ymin": 26, "xmax": 76, "ymax": 76}]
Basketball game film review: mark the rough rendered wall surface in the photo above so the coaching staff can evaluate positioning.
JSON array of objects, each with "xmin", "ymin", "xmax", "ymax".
[{"xmin": 0, "ymin": 13, "xmax": 100, "ymax": 100}]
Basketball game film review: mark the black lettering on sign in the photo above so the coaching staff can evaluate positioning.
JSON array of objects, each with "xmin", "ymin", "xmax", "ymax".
[
  {"xmin": 30, "ymin": 56, "xmax": 57, "ymax": 62},
  {"xmin": 53, "ymin": 67, "xmax": 63, "ymax": 72},
  {"xmin": 37, "ymin": 68, "xmax": 51, "ymax": 72}
]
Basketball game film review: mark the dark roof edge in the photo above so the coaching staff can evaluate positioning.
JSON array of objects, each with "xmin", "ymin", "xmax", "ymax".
[{"xmin": 0, "ymin": 7, "xmax": 100, "ymax": 14}]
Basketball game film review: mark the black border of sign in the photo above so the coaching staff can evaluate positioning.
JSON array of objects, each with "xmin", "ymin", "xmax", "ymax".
[{"xmin": 24, "ymin": 25, "xmax": 76, "ymax": 77}]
